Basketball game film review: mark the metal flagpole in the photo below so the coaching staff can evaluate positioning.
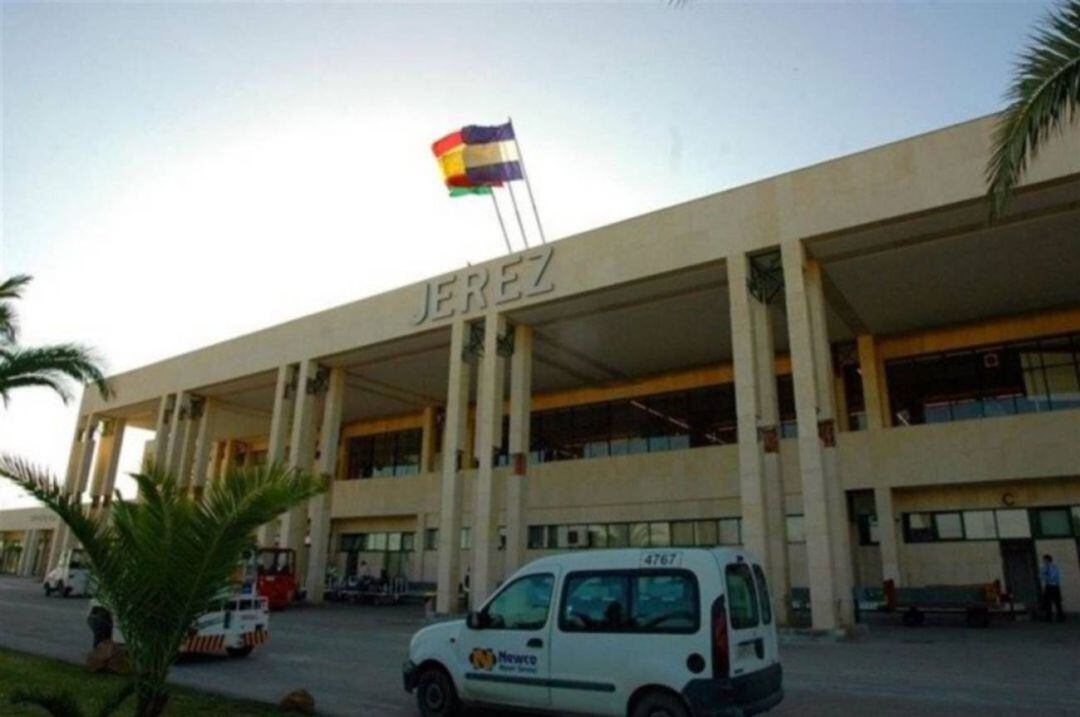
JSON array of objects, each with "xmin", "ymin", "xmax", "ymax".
[
  {"xmin": 508, "ymin": 116, "xmax": 547, "ymax": 244},
  {"xmin": 506, "ymin": 181, "xmax": 530, "ymax": 249},
  {"xmin": 489, "ymin": 190, "xmax": 513, "ymax": 254}
]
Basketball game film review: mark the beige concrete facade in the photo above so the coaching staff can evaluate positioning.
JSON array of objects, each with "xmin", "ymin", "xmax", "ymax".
[{"xmin": 3, "ymin": 114, "xmax": 1079, "ymax": 629}]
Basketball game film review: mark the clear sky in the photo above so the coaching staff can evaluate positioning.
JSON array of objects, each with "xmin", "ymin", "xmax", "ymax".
[{"xmin": 0, "ymin": 0, "xmax": 1055, "ymax": 507}]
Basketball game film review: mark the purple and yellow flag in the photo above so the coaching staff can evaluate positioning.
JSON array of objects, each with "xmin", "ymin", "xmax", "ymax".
[{"xmin": 432, "ymin": 122, "xmax": 523, "ymax": 196}]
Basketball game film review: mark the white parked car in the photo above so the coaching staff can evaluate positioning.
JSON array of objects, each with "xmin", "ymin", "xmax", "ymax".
[
  {"xmin": 43, "ymin": 548, "xmax": 91, "ymax": 598},
  {"xmin": 404, "ymin": 548, "xmax": 782, "ymax": 717}
]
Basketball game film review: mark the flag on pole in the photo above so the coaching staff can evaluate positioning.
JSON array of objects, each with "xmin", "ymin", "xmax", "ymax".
[{"xmin": 432, "ymin": 122, "xmax": 524, "ymax": 196}]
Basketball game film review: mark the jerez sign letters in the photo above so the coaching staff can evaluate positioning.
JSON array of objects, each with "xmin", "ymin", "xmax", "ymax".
[{"xmin": 411, "ymin": 246, "xmax": 554, "ymax": 325}]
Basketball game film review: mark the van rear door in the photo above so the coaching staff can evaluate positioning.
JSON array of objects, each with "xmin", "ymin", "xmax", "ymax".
[{"xmin": 722, "ymin": 558, "xmax": 769, "ymax": 677}]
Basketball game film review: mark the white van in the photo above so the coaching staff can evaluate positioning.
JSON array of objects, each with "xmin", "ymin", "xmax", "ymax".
[
  {"xmin": 43, "ymin": 548, "xmax": 91, "ymax": 598},
  {"xmin": 404, "ymin": 548, "xmax": 782, "ymax": 717}
]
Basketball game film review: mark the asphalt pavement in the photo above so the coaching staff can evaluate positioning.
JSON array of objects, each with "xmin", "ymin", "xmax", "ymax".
[{"xmin": 1, "ymin": 576, "xmax": 1078, "ymax": 716}]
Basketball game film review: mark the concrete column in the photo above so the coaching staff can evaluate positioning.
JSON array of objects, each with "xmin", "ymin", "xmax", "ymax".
[
  {"xmin": 857, "ymin": 334, "xmax": 887, "ymax": 431},
  {"xmin": 728, "ymin": 255, "xmax": 770, "ymax": 567},
  {"xmin": 281, "ymin": 360, "xmax": 319, "ymax": 557},
  {"xmin": 437, "ymin": 320, "xmax": 471, "ymax": 614},
  {"xmin": 49, "ymin": 425, "xmax": 87, "ymax": 571},
  {"xmin": 728, "ymin": 255, "xmax": 791, "ymax": 623},
  {"xmin": 163, "ymin": 392, "xmax": 189, "ymax": 476},
  {"xmin": 60, "ymin": 417, "xmax": 99, "ymax": 556},
  {"xmin": 471, "ymin": 312, "xmax": 506, "ymax": 607},
  {"xmin": 175, "ymin": 396, "xmax": 204, "ymax": 488},
  {"xmin": 16, "ymin": 530, "xmax": 34, "ymax": 576},
  {"xmin": 805, "ymin": 258, "xmax": 855, "ymax": 626},
  {"xmin": 874, "ymin": 487, "xmax": 902, "ymax": 585},
  {"xmin": 781, "ymin": 242, "xmax": 849, "ymax": 630},
  {"xmin": 219, "ymin": 440, "xmax": 237, "ymax": 482},
  {"xmin": 151, "ymin": 394, "xmax": 174, "ymax": 470},
  {"xmin": 306, "ymin": 366, "xmax": 345, "ymax": 602},
  {"xmin": 89, "ymin": 418, "xmax": 117, "ymax": 508},
  {"xmin": 504, "ymin": 323, "xmax": 532, "ymax": 578},
  {"xmin": 414, "ymin": 512, "xmax": 428, "ymax": 584},
  {"xmin": 189, "ymin": 399, "xmax": 216, "ymax": 497},
  {"xmin": 91, "ymin": 418, "xmax": 126, "ymax": 508},
  {"xmin": 258, "ymin": 364, "xmax": 296, "ymax": 546},
  {"xmin": 420, "ymin": 406, "xmax": 438, "ymax": 474}
]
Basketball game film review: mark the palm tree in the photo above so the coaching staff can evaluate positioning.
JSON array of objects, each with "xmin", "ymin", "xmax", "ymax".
[
  {"xmin": 987, "ymin": 0, "xmax": 1080, "ymax": 219},
  {"xmin": 0, "ymin": 457, "xmax": 326, "ymax": 717},
  {"xmin": 0, "ymin": 274, "xmax": 111, "ymax": 405}
]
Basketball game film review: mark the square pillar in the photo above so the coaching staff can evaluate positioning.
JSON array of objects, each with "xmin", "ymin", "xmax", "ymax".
[
  {"xmin": 729, "ymin": 254, "xmax": 791, "ymax": 623},
  {"xmin": 857, "ymin": 334, "xmax": 888, "ymax": 431},
  {"xmin": 258, "ymin": 364, "xmax": 297, "ymax": 546},
  {"xmin": 504, "ymin": 323, "xmax": 532, "ymax": 578},
  {"xmin": 151, "ymin": 394, "xmax": 174, "ymax": 470},
  {"xmin": 164, "ymin": 392, "xmax": 189, "ymax": 476},
  {"xmin": 781, "ymin": 241, "xmax": 849, "ymax": 630},
  {"xmin": 437, "ymin": 320, "xmax": 471, "ymax": 614},
  {"xmin": 281, "ymin": 360, "xmax": 319, "ymax": 557},
  {"xmin": 471, "ymin": 312, "xmax": 507, "ymax": 607},
  {"xmin": 61, "ymin": 417, "xmax": 99, "ymax": 556},
  {"xmin": 306, "ymin": 366, "xmax": 345, "ymax": 602},
  {"xmin": 174, "ymin": 396, "xmax": 202, "ymax": 488},
  {"xmin": 728, "ymin": 255, "xmax": 769, "ymax": 566},
  {"xmin": 48, "ymin": 427, "xmax": 84, "ymax": 572},
  {"xmin": 189, "ymin": 399, "xmax": 217, "ymax": 497},
  {"xmin": 805, "ymin": 258, "xmax": 855, "ymax": 626},
  {"xmin": 17, "ymin": 530, "xmax": 35, "ymax": 576},
  {"xmin": 420, "ymin": 406, "xmax": 438, "ymax": 474},
  {"xmin": 414, "ymin": 512, "xmax": 428, "ymax": 585},
  {"xmin": 874, "ymin": 487, "xmax": 902, "ymax": 585},
  {"xmin": 90, "ymin": 418, "xmax": 126, "ymax": 508}
]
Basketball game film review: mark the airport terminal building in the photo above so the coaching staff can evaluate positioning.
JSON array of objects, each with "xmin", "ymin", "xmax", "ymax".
[{"xmin": 3, "ymin": 115, "xmax": 1079, "ymax": 630}]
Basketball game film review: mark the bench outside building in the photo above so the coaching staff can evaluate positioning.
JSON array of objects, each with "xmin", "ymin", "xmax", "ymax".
[{"xmin": 2, "ymin": 114, "xmax": 1079, "ymax": 632}]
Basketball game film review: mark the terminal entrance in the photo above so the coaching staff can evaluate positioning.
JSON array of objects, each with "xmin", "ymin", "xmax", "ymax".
[{"xmin": 1000, "ymin": 539, "xmax": 1039, "ymax": 615}]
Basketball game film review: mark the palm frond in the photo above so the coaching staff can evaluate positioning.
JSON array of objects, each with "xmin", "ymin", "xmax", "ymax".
[
  {"xmin": 987, "ymin": 0, "xmax": 1080, "ymax": 219},
  {"xmin": 0, "ymin": 275, "xmax": 32, "ymax": 344},
  {"xmin": 0, "ymin": 343, "xmax": 111, "ymax": 404},
  {"xmin": 0, "ymin": 458, "xmax": 324, "ymax": 717},
  {"xmin": 9, "ymin": 687, "xmax": 86, "ymax": 717}
]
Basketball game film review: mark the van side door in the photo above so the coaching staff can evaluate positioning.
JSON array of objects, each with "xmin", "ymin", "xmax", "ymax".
[
  {"xmin": 723, "ymin": 559, "xmax": 769, "ymax": 677},
  {"xmin": 458, "ymin": 572, "xmax": 555, "ymax": 710}
]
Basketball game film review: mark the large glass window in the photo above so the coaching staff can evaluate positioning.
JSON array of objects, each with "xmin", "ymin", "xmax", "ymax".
[
  {"xmin": 345, "ymin": 428, "xmax": 423, "ymax": 479},
  {"xmin": 482, "ymin": 573, "xmax": 554, "ymax": 631},
  {"xmin": 527, "ymin": 518, "xmax": 742, "ymax": 550},
  {"xmin": 886, "ymin": 333, "xmax": 1080, "ymax": 427},
  {"xmin": 528, "ymin": 383, "xmax": 746, "ymax": 464}
]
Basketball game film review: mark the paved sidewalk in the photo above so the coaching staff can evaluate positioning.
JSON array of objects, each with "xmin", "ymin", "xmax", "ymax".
[{"xmin": 2, "ymin": 576, "xmax": 1078, "ymax": 715}]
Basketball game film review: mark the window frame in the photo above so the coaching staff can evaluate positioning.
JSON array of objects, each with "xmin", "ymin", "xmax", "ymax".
[
  {"xmin": 557, "ymin": 568, "xmax": 701, "ymax": 635},
  {"xmin": 479, "ymin": 572, "xmax": 555, "ymax": 632}
]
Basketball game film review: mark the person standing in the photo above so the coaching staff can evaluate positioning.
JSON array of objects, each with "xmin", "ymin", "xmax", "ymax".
[{"xmin": 1041, "ymin": 554, "xmax": 1065, "ymax": 622}]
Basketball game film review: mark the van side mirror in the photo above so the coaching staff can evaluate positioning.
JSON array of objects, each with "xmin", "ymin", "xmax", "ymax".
[{"xmin": 466, "ymin": 611, "xmax": 486, "ymax": 630}]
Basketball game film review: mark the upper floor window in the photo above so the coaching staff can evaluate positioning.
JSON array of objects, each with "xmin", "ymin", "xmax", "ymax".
[
  {"xmin": 886, "ymin": 333, "xmax": 1080, "ymax": 427},
  {"xmin": 345, "ymin": 428, "xmax": 422, "ymax": 479},
  {"xmin": 521, "ymin": 384, "xmax": 742, "ymax": 465}
]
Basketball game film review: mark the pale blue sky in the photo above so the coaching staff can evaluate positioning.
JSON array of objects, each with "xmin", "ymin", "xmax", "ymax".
[{"xmin": 0, "ymin": 0, "xmax": 1055, "ymax": 505}]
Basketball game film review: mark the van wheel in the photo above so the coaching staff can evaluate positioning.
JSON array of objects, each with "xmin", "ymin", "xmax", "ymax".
[
  {"xmin": 62, "ymin": 584, "xmax": 73, "ymax": 598},
  {"xmin": 631, "ymin": 691, "xmax": 690, "ymax": 717},
  {"xmin": 226, "ymin": 646, "xmax": 254, "ymax": 658},
  {"xmin": 416, "ymin": 666, "xmax": 460, "ymax": 717},
  {"xmin": 43, "ymin": 583, "xmax": 53, "ymax": 597}
]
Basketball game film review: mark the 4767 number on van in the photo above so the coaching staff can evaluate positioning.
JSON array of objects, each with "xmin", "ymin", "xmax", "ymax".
[{"xmin": 404, "ymin": 547, "xmax": 782, "ymax": 717}]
